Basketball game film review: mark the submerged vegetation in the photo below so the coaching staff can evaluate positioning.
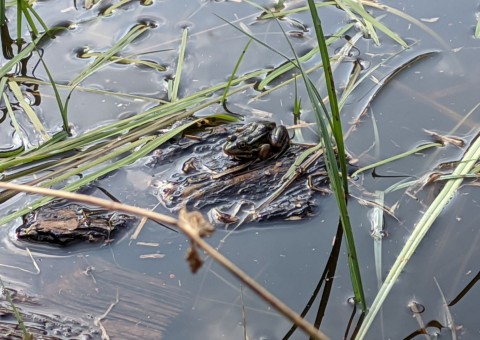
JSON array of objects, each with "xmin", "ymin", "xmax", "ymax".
[{"xmin": 1, "ymin": 0, "xmax": 479, "ymax": 338}]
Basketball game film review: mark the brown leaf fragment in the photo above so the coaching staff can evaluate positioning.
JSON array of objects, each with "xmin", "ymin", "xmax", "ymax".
[
  {"xmin": 186, "ymin": 246, "xmax": 203, "ymax": 273},
  {"xmin": 211, "ymin": 208, "xmax": 239, "ymax": 224},
  {"xmin": 424, "ymin": 129, "xmax": 465, "ymax": 147},
  {"xmin": 425, "ymin": 172, "xmax": 443, "ymax": 185},
  {"xmin": 179, "ymin": 208, "xmax": 215, "ymax": 273},
  {"xmin": 179, "ymin": 207, "xmax": 215, "ymax": 238}
]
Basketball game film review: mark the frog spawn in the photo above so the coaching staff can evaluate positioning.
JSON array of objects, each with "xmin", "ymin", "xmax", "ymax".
[
  {"xmin": 150, "ymin": 123, "xmax": 330, "ymax": 227},
  {"xmin": 16, "ymin": 202, "xmax": 134, "ymax": 245}
]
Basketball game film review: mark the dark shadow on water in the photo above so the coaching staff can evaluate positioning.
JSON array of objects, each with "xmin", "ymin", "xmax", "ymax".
[
  {"xmin": 282, "ymin": 220, "xmax": 347, "ymax": 339},
  {"xmin": 449, "ymin": 270, "xmax": 480, "ymax": 307}
]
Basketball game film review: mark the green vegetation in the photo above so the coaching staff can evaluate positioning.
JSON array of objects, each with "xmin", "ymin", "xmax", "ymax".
[
  {"xmin": 1, "ymin": 1, "xmax": 479, "ymax": 339},
  {"xmin": 305, "ymin": 0, "xmax": 366, "ymax": 310},
  {"xmin": 0, "ymin": 277, "xmax": 33, "ymax": 339}
]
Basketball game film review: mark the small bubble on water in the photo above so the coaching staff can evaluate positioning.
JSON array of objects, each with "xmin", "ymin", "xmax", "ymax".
[{"xmin": 177, "ymin": 20, "xmax": 193, "ymax": 30}]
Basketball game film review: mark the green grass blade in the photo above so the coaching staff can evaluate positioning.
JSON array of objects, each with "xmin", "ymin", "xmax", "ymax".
[
  {"xmin": 364, "ymin": 1, "xmax": 450, "ymax": 50},
  {"xmin": 0, "ymin": 114, "xmax": 237, "ymax": 226},
  {"xmin": 3, "ymin": 92, "xmax": 25, "ymax": 141},
  {"xmin": 258, "ymin": 1, "xmax": 335, "ymax": 19},
  {"xmin": 364, "ymin": 19, "xmax": 380, "ymax": 46},
  {"xmin": 256, "ymin": 24, "xmax": 353, "ymax": 90},
  {"xmin": 292, "ymin": 77, "xmax": 302, "ymax": 124},
  {"xmin": 40, "ymin": 137, "xmax": 153, "ymax": 191},
  {"xmin": 357, "ymin": 134, "xmax": 480, "ymax": 338},
  {"xmin": 306, "ymin": 0, "xmax": 366, "ymax": 310},
  {"xmin": 221, "ymin": 38, "xmax": 253, "ymax": 104},
  {"xmin": 337, "ymin": 0, "xmax": 408, "ymax": 48},
  {"xmin": 19, "ymin": 0, "xmax": 38, "ymax": 37},
  {"xmin": 8, "ymin": 79, "xmax": 50, "ymax": 141},
  {"xmin": 21, "ymin": 3, "xmax": 38, "ymax": 37},
  {"xmin": 0, "ymin": 277, "xmax": 32, "ymax": 339},
  {"xmin": 0, "ymin": 27, "xmax": 66, "ymax": 78},
  {"xmin": 283, "ymin": 143, "xmax": 323, "ymax": 182},
  {"xmin": 16, "ymin": 0, "xmax": 21, "ymax": 44},
  {"xmin": 1, "ymin": 93, "xmax": 26, "ymax": 158},
  {"xmin": 308, "ymin": 0, "xmax": 347, "ymax": 190},
  {"xmin": 170, "ymin": 27, "xmax": 188, "ymax": 102},
  {"xmin": 334, "ymin": 0, "xmax": 368, "ymax": 38},
  {"xmin": 69, "ymin": 23, "xmax": 150, "ymax": 86},
  {"xmin": 0, "ymin": 91, "xmax": 214, "ymax": 169},
  {"xmin": 80, "ymin": 51, "xmax": 167, "ymax": 71},
  {"xmin": 22, "ymin": 1, "xmax": 49, "ymax": 33},
  {"xmin": 102, "ymin": 0, "xmax": 132, "ymax": 16},
  {"xmin": 338, "ymin": 47, "xmax": 417, "ymax": 111},
  {"xmin": 0, "ymin": 75, "xmax": 7, "ymax": 105},
  {"xmin": 351, "ymin": 142, "xmax": 442, "ymax": 178},
  {"xmin": 476, "ymin": 14, "xmax": 480, "ymax": 38},
  {"xmin": 32, "ymin": 44, "xmax": 69, "ymax": 133}
]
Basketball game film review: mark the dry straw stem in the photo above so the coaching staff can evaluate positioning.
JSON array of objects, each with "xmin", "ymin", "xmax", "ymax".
[{"xmin": 0, "ymin": 182, "xmax": 329, "ymax": 340}]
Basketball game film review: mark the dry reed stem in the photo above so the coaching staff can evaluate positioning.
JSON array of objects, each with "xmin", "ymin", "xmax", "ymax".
[{"xmin": 0, "ymin": 181, "xmax": 328, "ymax": 340}]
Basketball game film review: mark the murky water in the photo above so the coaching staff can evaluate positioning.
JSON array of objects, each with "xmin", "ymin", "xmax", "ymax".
[{"xmin": 1, "ymin": 0, "xmax": 480, "ymax": 338}]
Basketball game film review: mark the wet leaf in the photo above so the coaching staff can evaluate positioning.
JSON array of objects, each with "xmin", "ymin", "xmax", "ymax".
[
  {"xmin": 424, "ymin": 129, "xmax": 465, "ymax": 147},
  {"xmin": 179, "ymin": 207, "xmax": 215, "ymax": 238},
  {"xmin": 186, "ymin": 246, "xmax": 203, "ymax": 273}
]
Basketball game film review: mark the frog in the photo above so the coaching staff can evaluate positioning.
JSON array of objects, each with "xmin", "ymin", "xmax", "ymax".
[
  {"xmin": 150, "ymin": 122, "xmax": 332, "ymax": 226},
  {"xmin": 16, "ymin": 202, "xmax": 134, "ymax": 245},
  {"xmin": 222, "ymin": 121, "xmax": 290, "ymax": 160}
]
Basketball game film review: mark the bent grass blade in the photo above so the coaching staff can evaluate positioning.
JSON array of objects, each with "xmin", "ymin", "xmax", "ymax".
[
  {"xmin": 221, "ymin": 38, "xmax": 253, "ymax": 105},
  {"xmin": 169, "ymin": 27, "xmax": 188, "ymax": 102},
  {"xmin": 69, "ymin": 23, "xmax": 151, "ymax": 87},
  {"xmin": 357, "ymin": 133, "xmax": 480, "ymax": 338},
  {"xmin": 0, "ymin": 28, "xmax": 67, "ymax": 78},
  {"xmin": 8, "ymin": 80, "xmax": 50, "ymax": 142},
  {"xmin": 79, "ymin": 51, "xmax": 167, "ymax": 71},
  {"xmin": 337, "ymin": 0, "xmax": 408, "ymax": 48},
  {"xmin": 256, "ymin": 23, "xmax": 353, "ymax": 91},
  {"xmin": 0, "ymin": 114, "xmax": 237, "ymax": 226},
  {"xmin": 351, "ymin": 142, "xmax": 443, "ymax": 178}
]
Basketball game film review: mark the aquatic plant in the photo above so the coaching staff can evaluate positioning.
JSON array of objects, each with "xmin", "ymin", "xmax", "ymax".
[{"xmin": 1, "ymin": 1, "xmax": 477, "ymax": 339}]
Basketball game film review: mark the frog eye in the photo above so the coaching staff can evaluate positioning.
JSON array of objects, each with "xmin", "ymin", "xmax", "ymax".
[{"xmin": 237, "ymin": 141, "xmax": 247, "ymax": 149}]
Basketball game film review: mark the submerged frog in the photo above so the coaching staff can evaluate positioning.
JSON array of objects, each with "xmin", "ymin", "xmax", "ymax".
[
  {"xmin": 16, "ymin": 202, "xmax": 133, "ymax": 245},
  {"xmin": 223, "ymin": 121, "xmax": 290, "ymax": 160}
]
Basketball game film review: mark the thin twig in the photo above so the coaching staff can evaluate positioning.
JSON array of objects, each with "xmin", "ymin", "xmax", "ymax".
[{"xmin": 0, "ymin": 181, "xmax": 329, "ymax": 340}]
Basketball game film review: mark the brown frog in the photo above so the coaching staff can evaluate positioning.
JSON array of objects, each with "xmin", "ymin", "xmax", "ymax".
[{"xmin": 223, "ymin": 121, "xmax": 290, "ymax": 160}]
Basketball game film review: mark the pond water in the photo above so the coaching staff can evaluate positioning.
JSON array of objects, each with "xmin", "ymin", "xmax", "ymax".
[{"xmin": 1, "ymin": 0, "xmax": 480, "ymax": 339}]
